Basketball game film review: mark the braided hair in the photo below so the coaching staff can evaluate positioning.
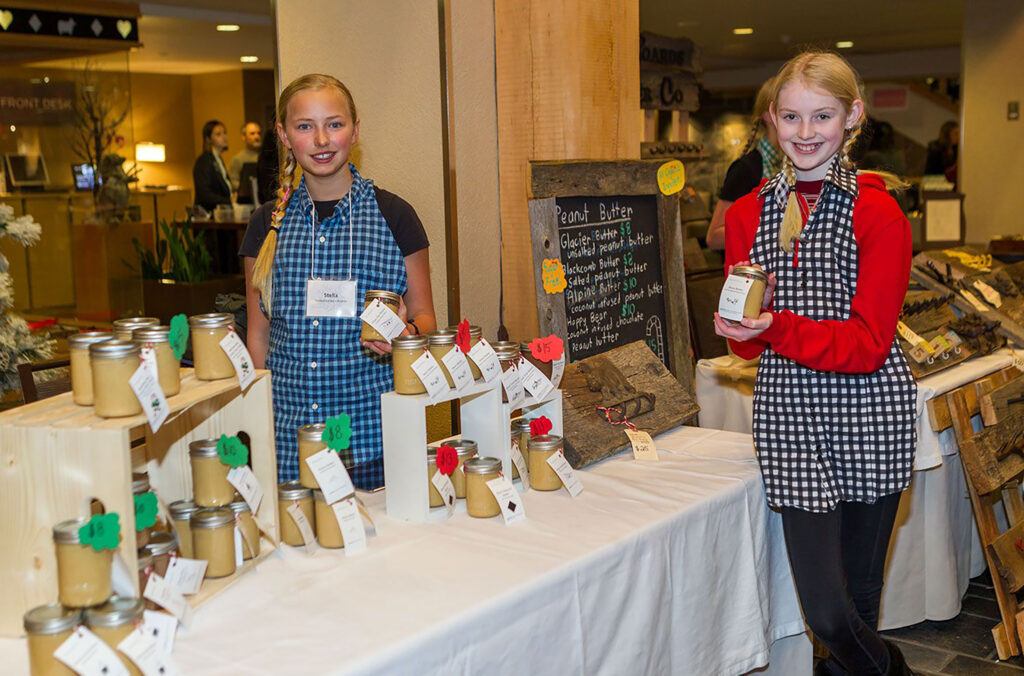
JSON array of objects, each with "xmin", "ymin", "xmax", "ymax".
[{"xmin": 739, "ymin": 77, "xmax": 775, "ymax": 156}]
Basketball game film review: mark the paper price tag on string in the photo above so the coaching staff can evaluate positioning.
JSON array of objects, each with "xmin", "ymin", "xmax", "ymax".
[
  {"xmin": 625, "ymin": 429, "xmax": 659, "ymax": 461},
  {"xmin": 305, "ymin": 447, "xmax": 356, "ymax": 505},
  {"xmin": 134, "ymin": 491, "xmax": 158, "ymax": 531},
  {"xmin": 163, "ymin": 557, "xmax": 207, "ymax": 595},
  {"xmin": 510, "ymin": 439, "xmax": 529, "ymax": 488},
  {"xmin": 441, "ymin": 347, "xmax": 475, "ymax": 392},
  {"xmin": 359, "ymin": 298, "xmax": 405, "ymax": 342},
  {"xmin": 55, "ymin": 626, "xmax": 130, "ymax": 676},
  {"xmin": 718, "ymin": 275, "xmax": 754, "ymax": 322},
  {"xmin": 168, "ymin": 314, "xmax": 189, "ymax": 360},
  {"xmin": 322, "ymin": 413, "xmax": 353, "ymax": 452},
  {"xmin": 410, "ymin": 350, "xmax": 449, "ymax": 401},
  {"xmin": 78, "ymin": 513, "xmax": 120, "ymax": 552},
  {"xmin": 118, "ymin": 625, "xmax": 180, "ymax": 676},
  {"xmin": 487, "ymin": 476, "xmax": 526, "ymax": 525},
  {"xmin": 657, "ymin": 159, "xmax": 686, "ymax": 195},
  {"xmin": 468, "ymin": 337, "xmax": 501, "ymax": 382},
  {"xmin": 226, "ymin": 465, "xmax": 263, "ymax": 514},
  {"xmin": 431, "ymin": 469, "xmax": 456, "ymax": 515},
  {"xmin": 896, "ymin": 321, "xmax": 926, "ymax": 346},
  {"xmin": 518, "ymin": 357, "xmax": 554, "ymax": 399},
  {"xmin": 973, "ymin": 280, "xmax": 1003, "ymax": 307},
  {"xmin": 286, "ymin": 502, "xmax": 319, "ymax": 555},
  {"xmin": 332, "ymin": 498, "xmax": 367, "ymax": 555},
  {"xmin": 217, "ymin": 434, "xmax": 249, "ymax": 468},
  {"xmin": 528, "ymin": 335, "xmax": 564, "ymax": 363},
  {"xmin": 501, "ymin": 362, "xmax": 526, "ymax": 409},
  {"xmin": 546, "ymin": 450, "xmax": 583, "ymax": 497},
  {"xmin": 130, "ymin": 364, "xmax": 169, "ymax": 433},
  {"xmin": 959, "ymin": 289, "xmax": 989, "ymax": 313},
  {"xmin": 139, "ymin": 346, "xmax": 159, "ymax": 381},
  {"xmin": 143, "ymin": 574, "xmax": 193, "ymax": 627},
  {"xmin": 219, "ymin": 329, "xmax": 256, "ymax": 391},
  {"xmin": 141, "ymin": 610, "xmax": 177, "ymax": 656},
  {"xmin": 542, "ymin": 258, "xmax": 567, "ymax": 294},
  {"xmin": 550, "ymin": 354, "xmax": 566, "ymax": 388}
]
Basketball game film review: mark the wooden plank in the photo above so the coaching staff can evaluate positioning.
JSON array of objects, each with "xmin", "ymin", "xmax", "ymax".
[
  {"xmin": 1005, "ymin": 482, "xmax": 1024, "ymax": 526},
  {"xmin": 529, "ymin": 197, "xmax": 568, "ymax": 344},
  {"xmin": 958, "ymin": 409, "xmax": 1024, "ymax": 496},
  {"xmin": 989, "ymin": 520, "xmax": 1024, "ymax": 591},
  {"xmin": 927, "ymin": 368, "xmax": 1019, "ymax": 432},
  {"xmin": 530, "ymin": 159, "xmax": 674, "ymax": 198},
  {"xmin": 982, "ymin": 376, "xmax": 1024, "ymax": 427},
  {"xmin": 657, "ymin": 191, "xmax": 694, "ymax": 388}
]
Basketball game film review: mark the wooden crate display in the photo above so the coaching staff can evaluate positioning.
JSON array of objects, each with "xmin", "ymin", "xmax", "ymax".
[{"xmin": 0, "ymin": 369, "xmax": 278, "ymax": 637}]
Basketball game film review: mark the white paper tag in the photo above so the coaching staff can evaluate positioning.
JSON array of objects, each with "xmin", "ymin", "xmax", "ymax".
[
  {"xmin": 305, "ymin": 447, "xmax": 356, "ymax": 504},
  {"xmin": 332, "ymin": 498, "xmax": 367, "ymax": 555},
  {"xmin": 973, "ymin": 280, "xmax": 1003, "ymax": 307},
  {"xmin": 959, "ymin": 289, "xmax": 990, "ymax": 313},
  {"xmin": 718, "ymin": 273, "xmax": 755, "ymax": 322},
  {"xmin": 431, "ymin": 470, "xmax": 456, "ymax": 514},
  {"xmin": 129, "ymin": 364, "xmax": 169, "ymax": 433},
  {"xmin": 139, "ymin": 346, "xmax": 159, "ymax": 381},
  {"xmin": 487, "ymin": 476, "xmax": 526, "ymax": 525},
  {"xmin": 287, "ymin": 502, "xmax": 319, "ymax": 555},
  {"xmin": 510, "ymin": 438, "xmax": 529, "ymax": 488},
  {"xmin": 549, "ymin": 354, "xmax": 566, "ymax": 388},
  {"xmin": 226, "ymin": 465, "xmax": 263, "ymax": 514},
  {"xmin": 163, "ymin": 557, "xmax": 207, "ymax": 595},
  {"xmin": 625, "ymin": 429, "xmax": 659, "ymax": 461},
  {"xmin": 546, "ymin": 450, "xmax": 583, "ymax": 497},
  {"xmin": 233, "ymin": 525, "xmax": 244, "ymax": 568},
  {"xmin": 118, "ymin": 626, "xmax": 180, "ymax": 676},
  {"xmin": 219, "ymin": 329, "xmax": 256, "ymax": 390},
  {"xmin": 411, "ymin": 350, "xmax": 449, "ymax": 401},
  {"xmin": 501, "ymin": 362, "xmax": 526, "ymax": 409},
  {"xmin": 143, "ymin": 574, "xmax": 193, "ymax": 627},
  {"xmin": 896, "ymin": 321, "xmax": 926, "ymax": 346},
  {"xmin": 305, "ymin": 278, "xmax": 357, "ymax": 318},
  {"xmin": 441, "ymin": 347, "xmax": 474, "ymax": 391},
  {"xmin": 359, "ymin": 297, "xmax": 405, "ymax": 342},
  {"xmin": 55, "ymin": 626, "xmax": 130, "ymax": 676},
  {"xmin": 518, "ymin": 357, "xmax": 554, "ymax": 399},
  {"xmin": 142, "ymin": 610, "xmax": 177, "ymax": 656},
  {"xmin": 355, "ymin": 496, "xmax": 377, "ymax": 536},
  {"xmin": 468, "ymin": 337, "xmax": 501, "ymax": 382}
]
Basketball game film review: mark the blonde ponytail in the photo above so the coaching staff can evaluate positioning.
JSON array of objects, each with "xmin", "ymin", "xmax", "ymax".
[
  {"xmin": 778, "ymin": 158, "xmax": 804, "ymax": 253},
  {"xmin": 252, "ymin": 150, "xmax": 300, "ymax": 315}
]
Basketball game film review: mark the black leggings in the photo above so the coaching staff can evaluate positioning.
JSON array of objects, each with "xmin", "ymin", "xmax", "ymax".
[{"xmin": 780, "ymin": 492, "xmax": 902, "ymax": 675}]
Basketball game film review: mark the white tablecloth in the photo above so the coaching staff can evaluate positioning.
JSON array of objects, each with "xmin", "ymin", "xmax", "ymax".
[
  {"xmin": 0, "ymin": 427, "xmax": 809, "ymax": 676},
  {"xmin": 695, "ymin": 350, "xmax": 1015, "ymax": 629}
]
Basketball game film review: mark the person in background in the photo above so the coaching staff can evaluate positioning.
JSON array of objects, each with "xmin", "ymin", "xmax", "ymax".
[
  {"xmin": 860, "ymin": 120, "xmax": 906, "ymax": 177},
  {"xmin": 229, "ymin": 121, "xmax": 263, "ymax": 192},
  {"xmin": 706, "ymin": 78, "xmax": 781, "ymax": 250},
  {"xmin": 192, "ymin": 120, "xmax": 232, "ymax": 212},
  {"xmin": 925, "ymin": 120, "xmax": 958, "ymax": 177}
]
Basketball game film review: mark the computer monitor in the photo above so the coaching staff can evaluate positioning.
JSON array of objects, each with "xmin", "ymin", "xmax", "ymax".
[
  {"xmin": 236, "ymin": 162, "xmax": 259, "ymax": 204},
  {"xmin": 4, "ymin": 154, "xmax": 49, "ymax": 189},
  {"xmin": 71, "ymin": 163, "xmax": 97, "ymax": 191}
]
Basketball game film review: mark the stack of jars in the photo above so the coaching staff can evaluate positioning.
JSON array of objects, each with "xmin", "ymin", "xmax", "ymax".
[
  {"xmin": 510, "ymin": 417, "xmax": 565, "ymax": 491},
  {"xmin": 277, "ymin": 424, "xmax": 351, "ymax": 549}
]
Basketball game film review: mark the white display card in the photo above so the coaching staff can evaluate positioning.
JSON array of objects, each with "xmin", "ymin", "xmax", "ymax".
[
  {"xmin": 142, "ymin": 610, "xmax": 177, "ymax": 656},
  {"xmin": 286, "ymin": 502, "xmax": 319, "ymax": 555},
  {"xmin": 227, "ymin": 465, "xmax": 263, "ymax": 514},
  {"xmin": 718, "ymin": 273, "xmax": 755, "ymax": 322},
  {"xmin": 486, "ymin": 476, "xmax": 526, "ymax": 525},
  {"xmin": 118, "ymin": 626, "xmax": 180, "ymax": 676},
  {"xmin": 55, "ymin": 626, "xmax": 129, "ymax": 676},
  {"xmin": 129, "ymin": 364, "xmax": 169, "ymax": 433},
  {"xmin": 305, "ymin": 447, "xmax": 356, "ymax": 505},
  {"xmin": 441, "ymin": 347, "xmax": 474, "ymax": 392},
  {"xmin": 546, "ymin": 450, "xmax": 583, "ymax": 497},
  {"xmin": 219, "ymin": 329, "xmax": 256, "ymax": 391},
  {"xmin": 431, "ymin": 470, "xmax": 456, "ymax": 515},
  {"xmin": 331, "ymin": 498, "xmax": 367, "ymax": 555},
  {"xmin": 549, "ymin": 354, "xmax": 566, "ymax": 388},
  {"xmin": 468, "ymin": 337, "xmax": 501, "ymax": 382},
  {"xmin": 518, "ymin": 357, "xmax": 554, "ymax": 399},
  {"xmin": 501, "ymin": 362, "xmax": 525, "ymax": 409},
  {"xmin": 411, "ymin": 350, "xmax": 449, "ymax": 401},
  {"xmin": 162, "ymin": 557, "xmax": 207, "ymax": 595},
  {"xmin": 143, "ymin": 574, "xmax": 193, "ymax": 627},
  {"xmin": 510, "ymin": 438, "xmax": 529, "ymax": 488},
  {"xmin": 359, "ymin": 298, "xmax": 405, "ymax": 342}
]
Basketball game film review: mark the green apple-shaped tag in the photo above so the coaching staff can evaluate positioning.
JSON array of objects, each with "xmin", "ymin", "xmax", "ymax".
[
  {"xmin": 169, "ymin": 313, "xmax": 189, "ymax": 360},
  {"xmin": 321, "ymin": 413, "xmax": 353, "ymax": 452},
  {"xmin": 78, "ymin": 513, "xmax": 121, "ymax": 552},
  {"xmin": 217, "ymin": 434, "xmax": 249, "ymax": 468},
  {"xmin": 134, "ymin": 491, "xmax": 158, "ymax": 530}
]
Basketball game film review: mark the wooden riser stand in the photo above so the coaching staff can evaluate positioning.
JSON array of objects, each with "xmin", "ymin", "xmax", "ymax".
[{"xmin": 0, "ymin": 369, "xmax": 279, "ymax": 637}]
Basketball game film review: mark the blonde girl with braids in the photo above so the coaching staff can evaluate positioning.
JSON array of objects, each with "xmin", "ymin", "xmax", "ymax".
[
  {"xmin": 714, "ymin": 51, "xmax": 917, "ymax": 676},
  {"xmin": 239, "ymin": 74, "xmax": 436, "ymax": 489}
]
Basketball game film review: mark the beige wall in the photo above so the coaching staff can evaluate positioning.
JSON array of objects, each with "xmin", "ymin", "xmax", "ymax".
[
  {"xmin": 190, "ymin": 70, "xmax": 247, "ymax": 163},
  {"xmin": 960, "ymin": 0, "xmax": 1024, "ymax": 244},
  {"xmin": 130, "ymin": 72, "xmax": 194, "ymax": 190}
]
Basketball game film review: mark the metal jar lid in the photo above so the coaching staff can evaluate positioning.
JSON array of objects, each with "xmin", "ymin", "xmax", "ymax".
[
  {"xmin": 190, "ymin": 507, "xmax": 234, "ymax": 530},
  {"xmin": 24, "ymin": 603, "xmax": 80, "ymax": 635},
  {"xmin": 144, "ymin": 531, "xmax": 178, "ymax": 557},
  {"xmin": 137, "ymin": 550, "xmax": 154, "ymax": 570},
  {"xmin": 113, "ymin": 317, "xmax": 159, "ymax": 333},
  {"xmin": 168, "ymin": 499, "xmax": 198, "ymax": 520},
  {"xmin": 188, "ymin": 438, "xmax": 219, "ymax": 458},
  {"xmin": 228, "ymin": 499, "xmax": 251, "ymax": 515},
  {"xmin": 88, "ymin": 339, "xmax": 140, "ymax": 360},
  {"xmin": 451, "ymin": 439, "xmax": 478, "ymax": 458},
  {"xmin": 463, "ymin": 456, "xmax": 502, "ymax": 475},
  {"xmin": 187, "ymin": 312, "xmax": 233, "ymax": 329},
  {"xmin": 427, "ymin": 329, "xmax": 457, "ymax": 346},
  {"xmin": 392, "ymin": 335, "xmax": 427, "ymax": 350},
  {"xmin": 278, "ymin": 480, "xmax": 312, "ymax": 502},
  {"xmin": 528, "ymin": 434, "xmax": 563, "ymax": 452},
  {"xmin": 52, "ymin": 517, "xmax": 89, "ymax": 544},
  {"xmin": 518, "ymin": 341, "xmax": 534, "ymax": 354},
  {"xmin": 84, "ymin": 597, "xmax": 144, "ymax": 628},
  {"xmin": 446, "ymin": 324, "xmax": 482, "ymax": 339},
  {"xmin": 68, "ymin": 331, "xmax": 114, "ymax": 351},
  {"xmin": 491, "ymin": 341, "xmax": 521, "ymax": 360},
  {"xmin": 365, "ymin": 289, "xmax": 401, "ymax": 305},
  {"xmin": 297, "ymin": 423, "xmax": 326, "ymax": 442},
  {"xmin": 731, "ymin": 265, "xmax": 768, "ymax": 283},
  {"xmin": 512, "ymin": 418, "xmax": 532, "ymax": 433},
  {"xmin": 132, "ymin": 325, "xmax": 171, "ymax": 344},
  {"xmin": 132, "ymin": 472, "xmax": 150, "ymax": 495}
]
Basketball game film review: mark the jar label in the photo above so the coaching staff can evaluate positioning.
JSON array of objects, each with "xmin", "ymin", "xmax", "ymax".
[
  {"xmin": 55, "ymin": 626, "xmax": 130, "ymax": 676},
  {"xmin": 227, "ymin": 465, "xmax": 263, "ymax": 514},
  {"xmin": 487, "ymin": 476, "xmax": 526, "ymax": 525},
  {"xmin": 332, "ymin": 498, "xmax": 367, "ymax": 555},
  {"xmin": 219, "ymin": 329, "xmax": 256, "ymax": 391},
  {"xmin": 501, "ymin": 362, "xmax": 526, "ymax": 409},
  {"xmin": 624, "ymin": 429, "xmax": 659, "ymax": 461},
  {"xmin": 287, "ymin": 502, "xmax": 319, "ymax": 555},
  {"xmin": 510, "ymin": 439, "xmax": 529, "ymax": 488},
  {"xmin": 411, "ymin": 350, "xmax": 450, "ymax": 402},
  {"xmin": 359, "ymin": 297, "xmax": 406, "ymax": 341},
  {"xmin": 518, "ymin": 357, "xmax": 554, "ymax": 400},
  {"xmin": 117, "ymin": 625, "xmax": 180, "ymax": 676},
  {"xmin": 130, "ymin": 363, "xmax": 169, "ymax": 433},
  {"xmin": 305, "ymin": 447, "xmax": 356, "ymax": 505},
  {"xmin": 550, "ymin": 355, "xmax": 566, "ymax": 388},
  {"xmin": 467, "ymin": 337, "xmax": 501, "ymax": 382},
  {"xmin": 431, "ymin": 470, "xmax": 456, "ymax": 515},
  {"xmin": 718, "ymin": 274, "xmax": 754, "ymax": 322},
  {"xmin": 164, "ymin": 557, "xmax": 207, "ymax": 595},
  {"xmin": 441, "ymin": 346, "xmax": 475, "ymax": 391},
  {"xmin": 143, "ymin": 573, "xmax": 194, "ymax": 627},
  {"xmin": 142, "ymin": 609, "xmax": 178, "ymax": 656},
  {"xmin": 546, "ymin": 450, "xmax": 583, "ymax": 497},
  {"xmin": 140, "ymin": 346, "xmax": 159, "ymax": 381}
]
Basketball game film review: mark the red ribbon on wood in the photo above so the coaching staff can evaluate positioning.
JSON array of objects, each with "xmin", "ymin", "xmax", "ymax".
[{"xmin": 595, "ymin": 405, "xmax": 638, "ymax": 432}]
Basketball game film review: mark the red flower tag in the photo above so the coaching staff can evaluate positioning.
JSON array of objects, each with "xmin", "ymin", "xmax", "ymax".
[
  {"xmin": 528, "ymin": 335, "xmax": 564, "ymax": 363},
  {"xmin": 436, "ymin": 444, "xmax": 458, "ymax": 476},
  {"xmin": 530, "ymin": 416, "xmax": 553, "ymax": 436},
  {"xmin": 456, "ymin": 319, "xmax": 471, "ymax": 354}
]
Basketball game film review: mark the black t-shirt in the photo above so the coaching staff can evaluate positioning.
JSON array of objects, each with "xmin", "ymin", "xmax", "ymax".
[
  {"xmin": 718, "ymin": 150, "xmax": 765, "ymax": 202},
  {"xmin": 238, "ymin": 187, "xmax": 429, "ymax": 258}
]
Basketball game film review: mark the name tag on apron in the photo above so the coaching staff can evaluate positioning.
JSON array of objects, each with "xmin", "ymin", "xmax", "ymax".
[{"xmin": 306, "ymin": 279, "xmax": 357, "ymax": 318}]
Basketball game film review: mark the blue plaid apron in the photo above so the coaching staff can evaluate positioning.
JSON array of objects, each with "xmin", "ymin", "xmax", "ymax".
[{"xmin": 267, "ymin": 166, "xmax": 408, "ymax": 489}]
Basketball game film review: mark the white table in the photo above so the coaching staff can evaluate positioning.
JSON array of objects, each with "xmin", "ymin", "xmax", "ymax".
[
  {"xmin": 695, "ymin": 350, "xmax": 1015, "ymax": 629},
  {"xmin": 0, "ymin": 427, "xmax": 809, "ymax": 676}
]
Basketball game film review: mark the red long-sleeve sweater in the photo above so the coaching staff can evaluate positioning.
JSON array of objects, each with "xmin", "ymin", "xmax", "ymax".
[{"xmin": 723, "ymin": 174, "xmax": 912, "ymax": 374}]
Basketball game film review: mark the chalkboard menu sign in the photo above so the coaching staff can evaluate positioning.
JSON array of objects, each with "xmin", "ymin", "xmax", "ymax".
[{"xmin": 556, "ymin": 195, "xmax": 669, "ymax": 366}]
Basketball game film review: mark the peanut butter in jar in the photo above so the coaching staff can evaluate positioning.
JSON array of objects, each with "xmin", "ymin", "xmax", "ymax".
[
  {"xmin": 24, "ymin": 603, "xmax": 80, "ymax": 676},
  {"xmin": 229, "ymin": 500, "xmax": 260, "ymax": 560},
  {"xmin": 528, "ymin": 434, "xmax": 565, "ymax": 491},
  {"xmin": 297, "ymin": 423, "xmax": 327, "ymax": 489},
  {"xmin": 492, "ymin": 341, "xmax": 522, "ymax": 404},
  {"xmin": 191, "ymin": 507, "xmax": 237, "ymax": 579},
  {"xmin": 143, "ymin": 531, "xmax": 179, "ymax": 578},
  {"xmin": 112, "ymin": 317, "xmax": 159, "ymax": 342},
  {"xmin": 52, "ymin": 517, "xmax": 114, "ymax": 608},
  {"xmin": 448, "ymin": 439, "xmax": 478, "ymax": 498},
  {"xmin": 68, "ymin": 331, "xmax": 114, "ymax": 406},
  {"xmin": 464, "ymin": 457, "xmax": 502, "ymax": 518},
  {"xmin": 447, "ymin": 324, "xmax": 482, "ymax": 379},
  {"xmin": 132, "ymin": 325, "xmax": 181, "ymax": 397},
  {"xmin": 519, "ymin": 341, "xmax": 554, "ymax": 380},
  {"xmin": 89, "ymin": 340, "xmax": 143, "ymax": 418},
  {"xmin": 167, "ymin": 500, "xmax": 198, "ymax": 559},
  {"xmin": 189, "ymin": 438, "xmax": 235, "ymax": 507},
  {"xmin": 84, "ymin": 597, "xmax": 145, "ymax": 676},
  {"xmin": 392, "ymin": 335, "xmax": 428, "ymax": 395},
  {"xmin": 313, "ymin": 489, "xmax": 346, "ymax": 548},
  {"xmin": 361, "ymin": 290, "xmax": 402, "ymax": 342},
  {"xmin": 427, "ymin": 330, "xmax": 458, "ymax": 388},
  {"xmin": 278, "ymin": 481, "xmax": 315, "ymax": 547},
  {"xmin": 187, "ymin": 313, "xmax": 236, "ymax": 381}
]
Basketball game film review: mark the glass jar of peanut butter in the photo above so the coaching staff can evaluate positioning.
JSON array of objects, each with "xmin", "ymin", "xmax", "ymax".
[
  {"xmin": 425, "ymin": 446, "xmax": 445, "ymax": 508},
  {"xmin": 191, "ymin": 507, "xmax": 236, "ymax": 579},
  {"xmin": 112, "ymin": 317, "xmax": 159, "ymax": 342},
  {"xmin": 312, "ymin": 489, "xmax": 346, "ymax": 549},
  {"xmin": 392, "ymin": 335, "xmax": 428, "ymax": 395},
  {"xmin": 52, "ymin": 517, "xmax": 114, "ymax": 608},
  {"xmin": 278, "ymin": 481, "xmax": 315, "ymax": 547},
  {"xmin": 450, "ymin": 440, "xmax": 479, "ymax": 498},
  {"xmin": 361, "ymin": 290, "xmax": 402, "ymax": 342},
  {"xmin": 189, "ymin": 438, "xmax": 235, "ymax": 507},
  {"xmin": 167, "ymin": 500, "xmax": 198, "ymax": 559},
  {"xmin": 84, "ymin": 597, "xmax": 144, "ymax": 676},
  {"xmin": 719, "ymin": 265, "xmax": 769, "ymax": 321},
  {"xmin": 132, "ymin": 325, "xmax": 181, "ymax": 397},
  {"xmin": 143, "ymin": 532, "xmax": 178, "ymax": 578},
  {"xmin": 513, "ymin": 418, "xmax": 532, "ymax": 463},
  {"xmin": 528, "ymin": 434, "xmax": 564, "ymax": 491},
  {"xmin": 447, "ymin": 324, "xmax": 483, "ymax": 379},
  {"xmin": 427, "ymin": 330, "xmax": 458, "ymax": 388},
  {"xmin": 89, "ymin": 340, "xmax": 143, "ymax": 418},
  {"xmin": 131, "ymin": 473, "xmax": 153, "ymax": 549},
  {"xmin": 69, "ymin": 332, "xmax": 114, "ymax": 407},
  {"xmin": 24, "ymin": 603, "xmax": 80, "ymax": 676},
  {"xmin": 464, "ymin": 457, "xmax": 502, "ymax": 518},
  {"xmin": 519, "ymin": 341, "xmax": 554, "ymax": 380},
  {"xmin": 228, "ymin": 500, "xmax": 260, "ymax": 560},
  {"xmin": 507, "ymin": 421, "xmax": 523, "ymax": 480},
  {"xmin": 187, "ymin": 313, "xmax": 236, "ymax": 381},
  {"xmin": 492, "ymin": 341, "xmax": 521, "ymax": 404},
  {"xmin": 297, "ymin": 423, "xmax": 327, "ymax": 489}
]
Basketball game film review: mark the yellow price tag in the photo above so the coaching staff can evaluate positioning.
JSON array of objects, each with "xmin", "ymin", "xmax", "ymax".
[
  {"xmin": 542, "ymin": 258, "xmax": 567, "ymax": 294},
  {"xmin": 657, "ymin": 160, "xmax": 686, "ymax": 196}
]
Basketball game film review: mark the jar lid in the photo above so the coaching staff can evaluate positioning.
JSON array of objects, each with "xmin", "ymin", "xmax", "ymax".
[
  {"xmin": 278, "ymin": 480, "xmax": 312, "ymax": 501},
  {"xmin": 84, "ymin": 597, "xmax": 144, "ymax": 628},
  {"xmin": 187, "ymin": 312, "xmax": 233, "ymax": 328},
  {"xmin": 188, "ymin": 438, "xmax": 219, "ymax": 457},
  {"xmin": 446, "ymin": 324, "xmax": 482, "ymax": 339},
  {"xmin": 132, "ymin": 472, "xmax": 150, "ymax": 495},
  {"xmin": 228, "ymin": 499, "xmax": 251, "ymax": 515},
  {"xmin": 144, "ymin": 531, "xmax": 178, "ymax": 557},
  {"xmin": 450, "ymin": 439, "xmax": 478, "ymax": 458},
  {"xmin": 365, "ymin": 289, "xmax": 401, "ymax": 304},
  {"xmin": 491, "ymin": 341, "xmax": 521, "ymax": 359},
  {"xmin": 168, "ymin": 499, "xmax": 198, "ymax": 519},
  {"xmin": 137, "ymin": 549, "xmax": 154, "ymax": 570},
  {"xmin": 463, "ymin": 456, "xmax": 501, "ymax": 475},
  {"xmin": 113, "ymin": 317, "xmax": 159, "ymax": 332},
  {"xmin": 88, "ymin": 339, "xmax": 140, "ymax": 360},
  {"xmin": 23, "ymin": 603, "xmax": 80, "ymax": 635},
  {"xmin": 68, "ymin": 331, "xmax": 115, "ymax": 350},
  {"xmin": 731, "ymin": 265, "xmax": 768, "ymax": 283},
  {"xmin": 132, "ymin": 325, "xmax": 171, "ymax": 343},
  {"xmin": 392, "ymin": 335, "xmax": 427, "ymax": 349},
  {"xmin": 52, "ymin": 517, "xmax": 89, "ymax": 544},
  {"xmin": 427, "ymin": 329, "xmax": 457, "ymax": 346},
  {"xmin": 426, "ymin": 445, "xmax": 438, "ymax": 459},
  {"xmin": 512, "ymin": 418, "xmax": 532, "ymax": 432},
  {"xmin": 190, "ymin": 507, "xmax": 234, "ymax": 529},
  {"xmin": 518, "ymin": 341, "xmax": 533, "ymax": 353},
  {"xmin": 529, "ymin": 434, "xmax": 563, "ymax": 451},
  {"xmin": 297, "ymin": 423, "xmax": 326, "ymax": 442}
]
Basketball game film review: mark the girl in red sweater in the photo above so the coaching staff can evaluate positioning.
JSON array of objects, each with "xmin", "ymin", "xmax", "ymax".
[{"xmin": 715, "ymin": 52, "xmax": 916, "ymax": 675}]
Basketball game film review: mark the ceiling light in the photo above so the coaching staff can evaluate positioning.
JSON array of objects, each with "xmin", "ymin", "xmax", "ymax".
[
  {"xmin": 217, "ymin": 24, "xmax": 240, "ymax": 32},
  {"xmin": 733, "ymin": 27, "xmax": 754, "ymax": 35},
  {"xmin": 9, "ymin": 125, "xmax": 15, "ymax": 133},
  {"xmin": 240, "ymin": 56, "xmax": 259, "ymax": 63},
  {"xmin": 836, "ymin": 41, "xmax": 854, "ymax": 49}
]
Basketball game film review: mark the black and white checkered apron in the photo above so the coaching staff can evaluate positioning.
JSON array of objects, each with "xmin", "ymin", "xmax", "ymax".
[{"xmin": 748, "ymin": 160, "xmax": 916, "ymax": 512}]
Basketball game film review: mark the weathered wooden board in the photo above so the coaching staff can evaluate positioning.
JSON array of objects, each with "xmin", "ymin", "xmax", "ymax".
[
  {"xmin": 927, "ymin": 367, "xmax": 1020, "ymax": 432},
  {"xmin": 958, "ymin": 409, "xmax": 1024, "ymax": 496},
  {"xmin": 989, "ymin": 520, "xmax": 1024, "ymax": 592},
  {"xmin": 982, "ymin": 376, "xmax": 1024, "ymax": 427}
]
